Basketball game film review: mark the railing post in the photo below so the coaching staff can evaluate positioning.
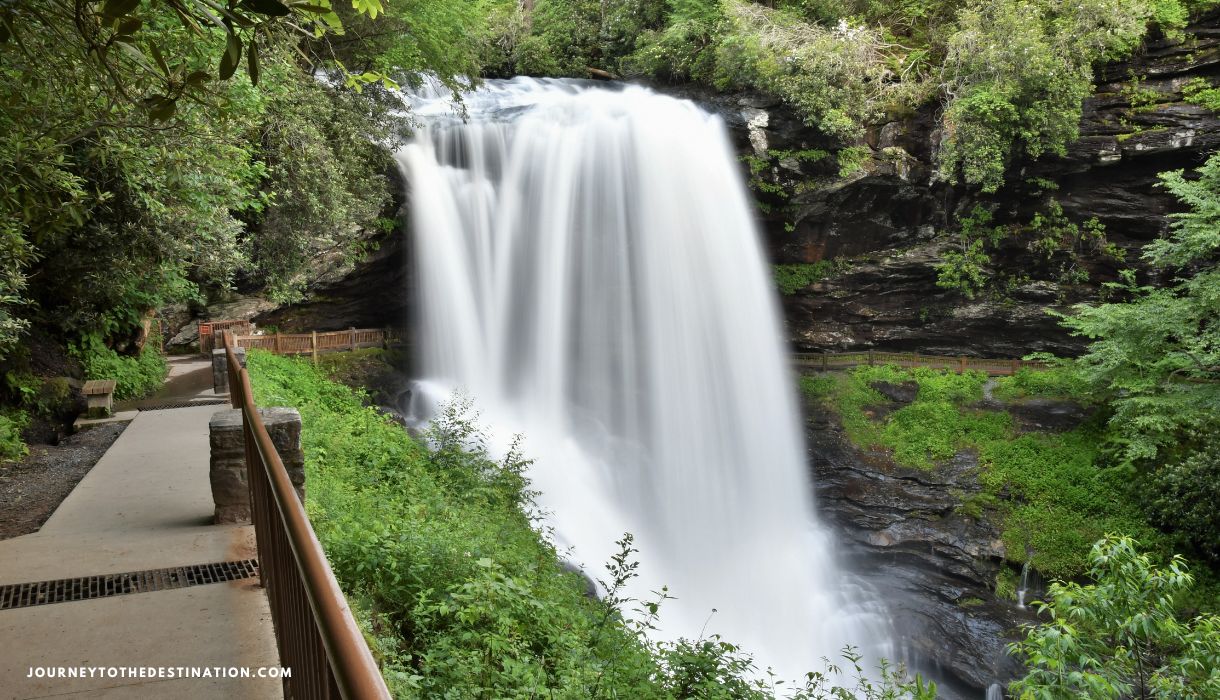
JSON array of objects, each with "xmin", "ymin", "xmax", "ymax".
[
  {"xmin": 312, "ymin": 331, "xmax": 318, "ymax": 365},
  {"xmin": 959, "ymin": 355, "xmax": 967, "ymax": 374},
  {"xmin": 822, "ymin": 353, "xmax": 828, "ymax": 372},
  {"xmin": 274, "ymin": 332, "xmax": 282, "ymax": 354},
  {"xmin": 868, "ymin": 350, "xmax": 874, "ymax": 366},
  {"xmin": 349, "ymin": 327, "xmax": 356, "ymax": 350}
]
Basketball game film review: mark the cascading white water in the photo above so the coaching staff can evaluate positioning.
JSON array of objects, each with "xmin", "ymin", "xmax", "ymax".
[{"xmin": 397, "ymin": 77, "xmax": 891, "ymax": 680}]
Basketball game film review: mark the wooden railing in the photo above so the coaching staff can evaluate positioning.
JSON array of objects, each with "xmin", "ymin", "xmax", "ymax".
[
  {"xmin": 200, "ymin": 319, "xmax": 254, "ymax": 354},
  {"xmin": 794, "ymin": 351, "xmax": 1045, "ymax": 376},
  {"xmin": 232, "ymin": 328, "xmax": 394, "ymax": 358},
  {"xmin": 222, "ymin": 332, "xmax": 390, "ymax": 700}
]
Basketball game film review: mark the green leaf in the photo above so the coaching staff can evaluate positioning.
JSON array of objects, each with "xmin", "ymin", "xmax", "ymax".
[
  {"xmin": 219, "ymin": 33, "xmax": 242, "ymax": 80},
  {"xmin": 147, "ymin": 96, "xmax": 177, "ymax": 122},
  {"xmin": 242, "ymin": 0, "xmax": 292, "ymax": 18},
  {"xmin": 100, "ymin": 0, "xmax": 141, "ymax": 19},
  {"xmin": 246, "ymin": 41, "xmax": 260, "ymax": 86},
  {"xmin": 184, "ymin": 70, "xmax": 211, "ymax": 87},
  {"xmin": 149, "ymin": 42, "xmax": 169, "ymax": 76},
  {"xmin": 350, "ymin": 0, "xmax": 383, "ymax": 20},
  {"xmin": 112, "ymin": 40, "xmax": 153, "ymax": 71}
]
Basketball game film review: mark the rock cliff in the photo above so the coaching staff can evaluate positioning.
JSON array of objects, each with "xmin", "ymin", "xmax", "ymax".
[{"xmin": 685, "ymin": 11, "xmax": 1220, "ymax": 357}]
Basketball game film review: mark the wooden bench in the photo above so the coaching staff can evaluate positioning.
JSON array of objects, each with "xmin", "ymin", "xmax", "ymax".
[{"xmin": 83, "ymin": 379, "xmax": 117, "ymax": 418}]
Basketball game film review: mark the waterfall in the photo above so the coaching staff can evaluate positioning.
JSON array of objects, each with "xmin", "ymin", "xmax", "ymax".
[{"xmin": 397, "ymin": 77, "xmax": 891, "ymax": 680}]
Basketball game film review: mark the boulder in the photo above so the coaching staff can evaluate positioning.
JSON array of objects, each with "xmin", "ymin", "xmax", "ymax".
[{"xmin": 869, "ymin": 380, "xmax": 919, "ymax": 405}]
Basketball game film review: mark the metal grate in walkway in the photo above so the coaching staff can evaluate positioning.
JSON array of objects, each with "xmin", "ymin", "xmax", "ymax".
[
  {"xmin": 0, "ymin": 560, "xmax": 259, "ymax": 610},
  {"xmin": 136, "ymin": 399, "xmax": 230, "ymax": 411}
]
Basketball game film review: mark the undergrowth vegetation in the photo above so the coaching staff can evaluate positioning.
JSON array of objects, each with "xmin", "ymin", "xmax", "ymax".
[
  {"xmin": 0, "ymin": 409, "xmax": 28, "ymax": 463},
  {"xmin": 773, "ymin": 261, "xmax": 835, "ymax": 295},
  {"xmin": 71, "ymin": 332, "xmax": 167, "ymax": 401},
  {"xmin": 248, "ymin": 350, "xmax": 935, "ymax": 699},
  {"xmin": 799, "ymin": 365, "xmax": 1157, "ymax": 579}
]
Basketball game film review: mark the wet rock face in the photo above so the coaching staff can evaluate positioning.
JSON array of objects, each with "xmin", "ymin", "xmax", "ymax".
[
  {"xmin": 783, "ymin": 243, "xmax": 1092, "ymax": 357},
  {"xmin": 805, "ymin": 400, "xmax": 1034, "ymax": 697}
]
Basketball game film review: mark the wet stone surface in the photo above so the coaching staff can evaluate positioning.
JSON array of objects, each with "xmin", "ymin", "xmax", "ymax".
[{"xmin": 805, "ymin": 400, "xmax": 1035, "ymax": 697}]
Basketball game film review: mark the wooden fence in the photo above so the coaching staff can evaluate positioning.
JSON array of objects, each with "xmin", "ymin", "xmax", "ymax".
[
  {"xmin": 233, "ymin": 327, "xmax": 395, "ymax": 359},
  {"xmin": 794, "ymin": 351, "xmax": 1045, "ymax": 376},
  {"xmin": 200, "ymin": 319, "xmax": 254, "ymax": 354}
]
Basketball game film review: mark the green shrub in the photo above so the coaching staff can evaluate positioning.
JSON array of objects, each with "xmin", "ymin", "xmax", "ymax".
[
  {"xmin": 995, "ymin": 565, "xmax": 1018, "ymax": 601},
  {"xmin": 1182, "ymin": 77, "xmax": 1220, "ymax": 112},
  {"xmin": 72, "ymin": 332, "xmax": 167, "ymax": 400},
  {"xmin": 1010, "ymin": 536, "xmax": 1220, "ymax": 698},
  {"xmin": 710, "ymin": 1, "xmax": 907, "ymax": 140},
  {"xmin": 992, "ymin": 366, "xmax": 1089, "ymax": 401},
  {"xmin": 1148, "ymin": 446, "xmax": 1220, "ymax": 563},
  {"xmin": 0, "ymin": 409, "xmax": 28, "ymax": 463},
  {"xmin": 939, "ymin": 0, "xmax": 1186, "ymax": 191},
  {"xmin": 773, "ymin": 261, "xmax": 834, "ymax": 295}
]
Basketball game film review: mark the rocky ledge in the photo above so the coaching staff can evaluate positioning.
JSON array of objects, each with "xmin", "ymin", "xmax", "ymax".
[
  {"xmin": 804, "ymin": 399, "xmax": 1033, "ymax": 697},
  {"xmin": 669, "ymin": 12, "xmax": 1220, "ymax": 357}
]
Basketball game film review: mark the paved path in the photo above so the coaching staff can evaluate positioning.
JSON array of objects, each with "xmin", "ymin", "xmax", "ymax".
[
  {"xmin": 0, "ymin": 379, "xmax": 282, "ymax": 699},
  {"xmin": 75, "ymin": 356, "xmax": 223, "ymax": 430}
]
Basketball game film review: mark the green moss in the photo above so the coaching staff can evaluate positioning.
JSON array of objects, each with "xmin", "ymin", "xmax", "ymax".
[
  {"xmin": 956, "ymin": 490, "xmax": 1000, "ymax": 520},
  {"xmin": 815, "ymin": 365, "xmax": 992, "ymax": 468},
  {"xmin": 836, "ymin": 145, "xmax": 871, "ymax": 178},
  {"xmin": 798, "ymin": 374, "xmax": 836, "ymax": 400},
  {"xmin": 959, "ymin": 597, "xmax": 985, "ymax": 608}
]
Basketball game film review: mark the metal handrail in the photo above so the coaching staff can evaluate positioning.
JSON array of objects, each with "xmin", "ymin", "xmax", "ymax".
[{"xmin": 223, "ymin": 331, "xmax": 390, "ymax": 700}]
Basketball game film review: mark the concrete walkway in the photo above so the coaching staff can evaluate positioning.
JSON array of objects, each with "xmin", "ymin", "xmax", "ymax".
[
  {"xmin": 74, "ymin": 356, "xmax": 224, "ymax": 431},
  {"xmin": 0, "ymin": 372, "xmax": 282, "ymax": 699}
]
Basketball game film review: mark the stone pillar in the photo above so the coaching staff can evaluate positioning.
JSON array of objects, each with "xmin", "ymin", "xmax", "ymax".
[
  {"xmin": 211, "ymin": 347, "xmax": 247, "ymax": 394},
  {"xmin": 209, "ymin": 407, "xmax": 305, "ymax": 524}
]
